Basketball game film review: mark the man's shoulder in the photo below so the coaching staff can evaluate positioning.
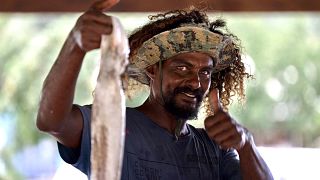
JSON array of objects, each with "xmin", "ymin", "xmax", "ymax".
[
  {"xmin": 187, "ymin": 124, "xmax": 206, "ymax": 137},
  {"xmin": 77, "ymin": 105, "xmax": 134, "ymax": 113},
  {"xmin": 188, "ymin": 124, "xmax": 221, "ymax": 150},
  {"xmin": 76, "ymin": 105, "xmax": 143, "ymax": 120},
  {"xmin": 125, "ymin": 107, "xmax": 142, "ymax": 115},
  {"xmin": 77, "ymin": 104, "xmax": 136, "ymax": 111},
  {"xmin": 125, "ymin": 107, "xmax": 150, "ymax": 123},
  {"xmin": 75, "ymin": 104, "xmax": 92, "ymax": 111}
]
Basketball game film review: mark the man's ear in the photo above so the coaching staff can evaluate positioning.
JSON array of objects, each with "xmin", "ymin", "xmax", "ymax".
[{"xmin": 145, "ymin": 64, "xmax": 158, "ymax": 81}]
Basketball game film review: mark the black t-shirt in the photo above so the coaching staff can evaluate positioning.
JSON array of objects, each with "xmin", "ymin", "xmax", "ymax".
[{"xmin": 58, "ymin": 106, "xmax": 242, "ymax": 180}]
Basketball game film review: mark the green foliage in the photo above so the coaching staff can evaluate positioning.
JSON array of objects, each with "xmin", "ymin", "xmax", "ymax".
[
  {"xmin": 0, "ymin": 14, "xmax": 80, "ymax": 179},
  {"xmin": 0, "ymin": 12, "xmax": 319, "ymax": 178},
  {"xmin": 226, "ymin": 13, "xmax": 320, "ymax": 147}
]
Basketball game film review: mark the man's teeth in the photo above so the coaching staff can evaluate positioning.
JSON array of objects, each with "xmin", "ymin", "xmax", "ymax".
[{"xmin": 183, "ymin": 92, "xmax": 195, "ymax": 98}]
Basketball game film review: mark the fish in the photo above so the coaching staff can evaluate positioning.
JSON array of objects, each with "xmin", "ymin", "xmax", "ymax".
[{"xmin": 91, "ymin": 16, "xmax": 129, "ymax": 180}]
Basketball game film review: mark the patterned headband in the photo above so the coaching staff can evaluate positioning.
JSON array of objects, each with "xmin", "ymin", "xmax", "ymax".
[{"xmin": 129, "ymin": 26, "xmax": 237, "ymax": 85}]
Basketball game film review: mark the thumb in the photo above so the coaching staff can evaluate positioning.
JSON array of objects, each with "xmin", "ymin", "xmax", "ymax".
[
  {"xmin": 90, "ymin": 0, "xmax": 120, "ymax": 11},
  {"xmin": 208, "ymin": 88, "xmax": 223, "ymax": 114}
]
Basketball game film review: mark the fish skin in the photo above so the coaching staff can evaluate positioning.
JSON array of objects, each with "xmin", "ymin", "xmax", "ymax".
[{"xmin": 91, "ymin": 16, "xmax": 129, "ymax": 180}]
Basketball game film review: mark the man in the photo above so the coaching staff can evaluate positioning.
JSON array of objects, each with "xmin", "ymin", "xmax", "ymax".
[{"xmin": 36, "ymin": 0, "xmax": 273, "ymax": 179}]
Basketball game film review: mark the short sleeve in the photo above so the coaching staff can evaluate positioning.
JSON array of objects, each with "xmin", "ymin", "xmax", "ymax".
[
  {"xmin": 57, "ymin": 104, "xmax": 92, "ymax": 176},
  {"xmin": 220, "ymin": 149, "xmax": 242, "ymax": 180},
  {"xmin": 191, "ymin": 127, "xmax": 242, "ymax": 179}
]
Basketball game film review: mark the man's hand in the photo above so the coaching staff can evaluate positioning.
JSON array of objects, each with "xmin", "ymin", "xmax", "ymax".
[
  {"xmin": 71, "ymin": 0, "xmax": 119, "ymax": 52},
  {"xmin": 204, "ymin": 89, "xmax": 252, "ymax": 151}
]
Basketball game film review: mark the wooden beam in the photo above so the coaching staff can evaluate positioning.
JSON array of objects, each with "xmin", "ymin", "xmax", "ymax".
[{"xmin": 1, "ymin": 0, "xmax": 320, "ymax": 12}]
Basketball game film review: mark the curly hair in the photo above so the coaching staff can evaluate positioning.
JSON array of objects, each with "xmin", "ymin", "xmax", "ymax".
[{"xmin": 128, "ymin": 9, "xmax": 252, "ymax": 109}]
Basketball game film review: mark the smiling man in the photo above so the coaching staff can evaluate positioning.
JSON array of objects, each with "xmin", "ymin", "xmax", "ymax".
[
  {"xmin": 36, "ymin": 0, "xmax": 273, "ymax": 179},
  {"xmin": 159, "ymin": 52, "xmax": 212, "ymax": 120}
]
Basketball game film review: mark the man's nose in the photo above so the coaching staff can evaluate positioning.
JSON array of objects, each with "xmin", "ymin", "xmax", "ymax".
[{"xmin": 186, "ymin": 73, "xmax": 201, "ymax": 90}]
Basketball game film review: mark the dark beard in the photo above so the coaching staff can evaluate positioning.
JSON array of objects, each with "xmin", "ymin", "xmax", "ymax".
[{"xmin": 163, "ymin": 86, "xmax": 204, "ymax": 120}]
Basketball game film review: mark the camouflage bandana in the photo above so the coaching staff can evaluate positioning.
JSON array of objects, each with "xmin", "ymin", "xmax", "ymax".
[{"xmin": 129, "ymin": 26, "xmax": 236, "ymax": 85}]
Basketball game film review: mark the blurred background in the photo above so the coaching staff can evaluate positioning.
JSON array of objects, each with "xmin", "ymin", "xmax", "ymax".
[{"xmin": 0, "ymin": 0, "xmax": 320, "ymax": 179}]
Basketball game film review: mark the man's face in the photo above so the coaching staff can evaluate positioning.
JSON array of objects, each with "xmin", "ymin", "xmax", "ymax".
[{"xmin": 152, "ymin": 52, "xmax": 214, "ymax": 120}]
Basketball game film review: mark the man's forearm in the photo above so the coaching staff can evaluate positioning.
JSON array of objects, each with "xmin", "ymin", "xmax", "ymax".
[
  {"xmin": 238, "ymin": 139, "xmax": 274, "ymax": 180},
  {"xmin": 37, "ymin": 34, "xmax": 85, "ymax": 132}
]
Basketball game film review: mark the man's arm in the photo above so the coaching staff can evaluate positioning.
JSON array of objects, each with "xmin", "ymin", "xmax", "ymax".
[
  {"xmin": 36, "ymin": 0, "xmax": 116, "ymax": 148},
  {"xmin": 204, "ymin": 89, "xmax": 274, "ymax": 179},
  {"xmin": 237, "ymin": 136, "xmax": 273, "ymax": 179}
]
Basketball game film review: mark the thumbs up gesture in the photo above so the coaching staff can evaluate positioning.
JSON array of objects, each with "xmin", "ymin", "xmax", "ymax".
[
  {"xmin": 204, "ymin": 89, "xmax": 252, "ymax": 151},
  {"xmin": 70, "ymin": 0, "xmax": 119, "ymax": 52}
]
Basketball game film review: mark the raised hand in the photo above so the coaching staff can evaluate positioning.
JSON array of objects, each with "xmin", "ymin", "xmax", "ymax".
[
  {"xmin": 71, "ymin": 0, "xmax": 119, "ymax": 52},
  {"xmin": 90, "ymin": 0, "xmax": 119, "ymax": 11},
  {"xmin": 204, "ymin": 88, "xmax": 252, "ymax": 151}
]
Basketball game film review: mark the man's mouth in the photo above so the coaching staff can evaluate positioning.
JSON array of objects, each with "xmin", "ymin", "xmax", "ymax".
[
  {"xmin": 174, "ymin": 87, "xmax": 204, "ymax": 104},
  {"xmin": 182, "ymin": 92, "xmax": 196, "ymax": 98}
]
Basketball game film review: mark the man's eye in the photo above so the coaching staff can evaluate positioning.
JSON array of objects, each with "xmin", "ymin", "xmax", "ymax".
[
  {"xmin": 177, "ymin": 66, "xmax": 187, "ymax": 71},
  {"xmin": 200, "ymin": 70, "xmax": 210, "ymax": 75}
]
